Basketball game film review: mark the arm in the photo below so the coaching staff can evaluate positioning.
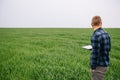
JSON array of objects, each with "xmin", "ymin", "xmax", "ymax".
[
  {"xmin": 90, "ymin": 34, "xmax": 101, "ymax": 70},
  {"xmin": 109, "ymin": 35, "xmax": 111, "ymax": 52}
]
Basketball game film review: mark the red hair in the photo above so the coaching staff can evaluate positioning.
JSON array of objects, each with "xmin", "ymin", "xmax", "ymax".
[{"xmin": 91, "ymin": 16, "xmax": 102, "ymax": 26}]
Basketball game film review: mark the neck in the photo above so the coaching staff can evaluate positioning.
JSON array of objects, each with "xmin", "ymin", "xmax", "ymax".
[{"xmin": 93, "ymin": 26, "xmax": 101, "ymax": 31}]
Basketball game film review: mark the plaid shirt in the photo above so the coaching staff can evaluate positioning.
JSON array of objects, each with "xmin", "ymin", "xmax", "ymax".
[{"xmin": 90, "ymin": 28, "xmax": 111, "ymax": 69}]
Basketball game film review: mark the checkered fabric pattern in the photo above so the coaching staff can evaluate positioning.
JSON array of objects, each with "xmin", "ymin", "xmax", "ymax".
[{"xmin": 90, "ymin": 28, "xmax": 111, "ymax": 69}]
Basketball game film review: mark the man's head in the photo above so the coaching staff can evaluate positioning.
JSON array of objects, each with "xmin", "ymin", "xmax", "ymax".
[{"xmin": 91, "ymin": 16, "xmax": 102, "ymax": 30}]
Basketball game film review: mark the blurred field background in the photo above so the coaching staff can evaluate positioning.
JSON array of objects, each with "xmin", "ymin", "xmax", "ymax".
[{"xmin": 0, "ymin": 28, "xmax": 120, "ymax": 80}]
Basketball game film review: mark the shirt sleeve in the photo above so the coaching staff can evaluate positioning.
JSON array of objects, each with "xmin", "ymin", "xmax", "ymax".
[{"xmin": 90, "ymin": 34, "xmax": 101, "ymax": 69}]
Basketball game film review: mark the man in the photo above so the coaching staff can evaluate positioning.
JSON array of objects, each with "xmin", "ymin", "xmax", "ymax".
[{"xmin": 90, "ymin": 16, "xmax": 111, "ymax": 80}]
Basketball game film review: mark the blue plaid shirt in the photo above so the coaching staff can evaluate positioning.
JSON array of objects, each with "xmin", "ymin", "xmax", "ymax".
[{"xmin": 90, "ymin": 28, "xmax": 111, "ymax": 69}]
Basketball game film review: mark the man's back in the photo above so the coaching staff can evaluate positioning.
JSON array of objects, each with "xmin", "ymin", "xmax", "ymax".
[{"xmin": 91, "ymin": 28, "xmax": 111, "ymax": 69}]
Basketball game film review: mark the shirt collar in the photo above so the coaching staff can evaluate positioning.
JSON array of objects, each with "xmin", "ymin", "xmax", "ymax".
[{"xmin": 93, "ymin": 27, "xmax": 102, "ymax": 34}]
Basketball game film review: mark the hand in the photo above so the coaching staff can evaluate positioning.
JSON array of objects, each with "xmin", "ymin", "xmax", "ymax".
[{"xmin": 91, "ymin": 69, "xmax": 95, "ymax": 72}]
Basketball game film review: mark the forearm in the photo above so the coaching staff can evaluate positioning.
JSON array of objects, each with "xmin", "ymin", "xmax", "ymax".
[{"xmin": 90, "ymin": 53, "xmax": 98, "ymax": 69}]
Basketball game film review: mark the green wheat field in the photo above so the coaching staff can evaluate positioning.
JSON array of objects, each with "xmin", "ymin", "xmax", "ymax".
[{"xmin": 0, "ymin": 28, "xmax": 120, "ymax": 80}]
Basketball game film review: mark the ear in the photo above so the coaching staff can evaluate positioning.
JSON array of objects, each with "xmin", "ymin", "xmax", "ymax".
[
  {"xmin": 100, "ymin": 22, "xmax": 102, "ymax": 26},
  {"xmin": 91, "ymin": 23, "xmax": 93, "ymax": 26},
  {"xmin": 91, "ymin": 23, "xmax": 94, "ymax": 28}
]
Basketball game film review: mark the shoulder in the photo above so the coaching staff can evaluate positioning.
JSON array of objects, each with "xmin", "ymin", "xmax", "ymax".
[
  {"xmin": 93, "ymin": 29, "xmax": 103, "ymax": 37},
  {"xmin": 92, "ymin": 28, "xmax": 105, "ymax": 40}
]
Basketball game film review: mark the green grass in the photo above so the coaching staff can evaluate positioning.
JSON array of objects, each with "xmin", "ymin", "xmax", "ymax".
[{"xmin": 0, "ymin": 28, "xmax": 120, "ymax": 80}]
